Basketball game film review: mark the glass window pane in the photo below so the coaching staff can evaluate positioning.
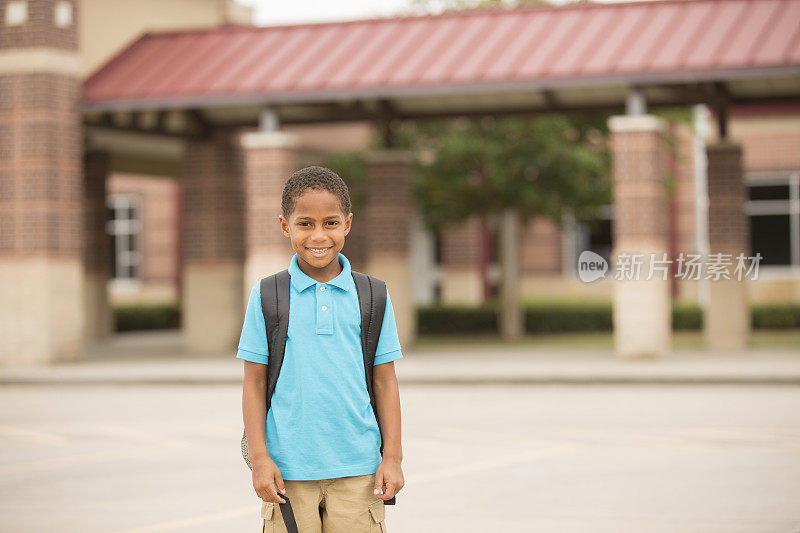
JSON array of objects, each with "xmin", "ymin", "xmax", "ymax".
[
  {"xmin": 586, "ymin": 219, "xmax": 613, "ymax": 264},
  {"xmin": 127, "ymin": 233, "xmax": 137, "ymax": 259},
  {"xmin": 750, "ymin": 214, "xmax": 791, "ymax": 265},
  {"xmin": 749, "ymin": 185, "xmax": 790, "ymax": 201}
]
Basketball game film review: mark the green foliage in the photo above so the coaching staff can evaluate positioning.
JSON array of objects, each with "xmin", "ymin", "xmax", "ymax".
[
  {"xmin": 396, "ymin": 113, "xmax": 611, "ymax": 232},
  {"xmin": 672, "ymin": 302, "xmax": 704, "ymax": 330},
  {"xmin": 418, "ymin": 302, "xmax": 800, "ymax": 335},
  {"xmin": 752, "ymin": 304, "xmax": 800, "ymax": 329},
  {"xmin": 114, "ymin": 302, "xmax": 800, "ymax": 333},
  {"xmin": 418, "ymin": 304, "xmax": 498, "ymax": 335},
  {"xmin": 322, "ymin": 151, "xmax": 369, "ymax": 215},
  {"xmin": 652, "ymin": 106, "xmax": 694, "ymax": 127},
  {"xmin": 115, "ymin": 303, "xmax": 180, "ymax": 332},
  {"xmin": 525, "ymin": 301, "xmax": 612, "ymax": 333}
]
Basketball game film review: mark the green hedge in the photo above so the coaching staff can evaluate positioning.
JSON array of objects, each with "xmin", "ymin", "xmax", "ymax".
[
  {"xmin": 752, "ymin": 304, "xmax": 800, "ymax": 329},
  {"xmin": 115, "ymin": 303, "xmax": 181, "ymax": 332},
  {"xmin": 115, "ymin": 302, "xmax": 800, "ymax": 333},
  {"xmin": 418, "ymin": 302, "xmax": 800, "ymax": 335}
]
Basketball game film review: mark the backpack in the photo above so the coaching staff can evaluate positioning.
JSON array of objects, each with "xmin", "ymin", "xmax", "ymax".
[{"xmin": 240, "ymin": 268, "xmax": 397, "ymax": 506}]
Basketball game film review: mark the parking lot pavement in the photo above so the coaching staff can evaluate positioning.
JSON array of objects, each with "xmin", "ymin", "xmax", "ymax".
[
  {"xmin": 0, "ymin": 383, "xmax": 799, "ymax": 532},
  {"xmin": 1, "ymin": 330, "xmax": 799, "ymax": 386}
]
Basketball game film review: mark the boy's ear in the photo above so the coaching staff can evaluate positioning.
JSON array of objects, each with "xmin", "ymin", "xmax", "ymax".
[
  {"xmin": 278, "ymin": 215, "xmax": 290, "ymax": 238},
  {"xmin": 344, "ymin": 212, "xmax": 353, "ymax": 236}
]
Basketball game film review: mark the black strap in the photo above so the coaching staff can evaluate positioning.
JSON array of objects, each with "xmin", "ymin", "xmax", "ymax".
[
  {"xmin": 262, "ymin": 270, "xmax": 291, "ymax": 419},
  {"xmin": 351, "ymin": 272, "xmax": 395, "ymax": 505},
  {"xmin": 277, "ymin": 493, "xmax": 299, "ymax": 533}
]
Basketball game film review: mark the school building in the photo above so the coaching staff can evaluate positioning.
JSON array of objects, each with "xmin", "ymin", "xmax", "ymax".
[{"xmin": 1, "ymin": 0, "xmax": 799, "ymax": 365}]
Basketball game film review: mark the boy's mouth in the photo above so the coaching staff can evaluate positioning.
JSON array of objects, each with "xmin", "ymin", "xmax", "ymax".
[{"xmin": 307, "ymin": 246, "xmax": 332, "ymax": 257}]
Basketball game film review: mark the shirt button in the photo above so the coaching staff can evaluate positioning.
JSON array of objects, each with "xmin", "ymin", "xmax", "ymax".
[
  {"xmin": 320, "ymin": 286, "xmax": 326, "ymax": 292},
  {"xmin": 321, "ymin": 305, "xmax": 327, "ymax": 311}
]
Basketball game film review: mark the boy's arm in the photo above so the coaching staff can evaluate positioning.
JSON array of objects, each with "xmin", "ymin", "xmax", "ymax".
[
  {"xmin": 373, "ymin": 361, "xmax": 402, "ymax": 462},
  {"xmin": 242, "ymin": 361, "xmax": 270, "ymax": 463}
]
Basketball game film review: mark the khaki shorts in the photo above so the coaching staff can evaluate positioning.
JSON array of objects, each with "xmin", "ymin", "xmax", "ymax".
[{"xmin": 260, "ymin": 472, "xmax": 387, "ymax": 533}]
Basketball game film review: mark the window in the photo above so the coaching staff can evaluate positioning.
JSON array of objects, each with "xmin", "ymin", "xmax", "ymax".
[
  {"xmin": 746, "ymin": 172, "xmax": 800, "ymax": 268},
  {"xmin": 106, "ymin": 194, "xmax": 142, "ymax": 282},
  {"xmin": 574, "ymin": 204, "xmax": 613, "ymax": 268}
]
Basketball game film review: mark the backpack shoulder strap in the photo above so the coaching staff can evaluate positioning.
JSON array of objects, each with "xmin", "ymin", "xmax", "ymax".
[
  {"xmin": 351, "ymin": 270, "xmax": 396, "ymax": 505},
  {"xmin": 351, "ymin": 271, "xmax": 387, "ymax": 369},
  {"xmin": 261, "ymin": 269, "xmax": 290, "ymax": 418}
]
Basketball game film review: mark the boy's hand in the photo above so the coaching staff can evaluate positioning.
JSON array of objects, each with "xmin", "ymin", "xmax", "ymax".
[
  {"xmin": 374, "ymin": 458, "xmax": 404, "ymax": 501},
  {"xmin": 252, "ymin": 456, "xmax": 287, "ymax": 504}
]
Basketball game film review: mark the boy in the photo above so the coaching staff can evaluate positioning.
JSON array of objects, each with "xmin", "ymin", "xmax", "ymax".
[{"xmin": 237, "ymin": 166, "xmax": 404, "ymax": 532}]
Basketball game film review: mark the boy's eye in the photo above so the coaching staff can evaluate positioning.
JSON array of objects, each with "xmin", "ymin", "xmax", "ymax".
[{"xmin": 297, "ymin": 221, "xmax": 339, "ymax": 226}]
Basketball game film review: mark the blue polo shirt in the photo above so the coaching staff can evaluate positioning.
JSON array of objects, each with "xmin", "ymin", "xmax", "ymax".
[{"xmin": 236, "ymin": 252, "xmax": 403, "ymax": 480}]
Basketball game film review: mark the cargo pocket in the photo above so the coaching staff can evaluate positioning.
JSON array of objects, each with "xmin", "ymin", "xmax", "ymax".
[
  {"xmin": 368, "ymin": 499, "xmax": 386, "ymax": 533},
  {"xmin": 261, "ymin": 501, "xmax": 275, "ymax": 533}
]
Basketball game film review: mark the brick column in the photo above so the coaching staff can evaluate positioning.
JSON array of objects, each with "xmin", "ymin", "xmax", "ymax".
[
  {"xmin": 440, "ymin": 216, "xmax": 483, "ymax": 304},
  {"xmin": 364, "ymin": 150, "xmax": 416, "ymax": 350},
  {"xmin": 0, "ymin": 0, "xmax": 84, "ymax": 364},
  {"xmin": 520, "ymin": 216, "xmax": 563, "ymax": 297},
  {"xmin": 704, "ymin": 142, "xmax": 750, "ymax": 350},
  {"xmin": 83, "ymin": 151, "xmax": 113, "ymax": 341},
  {"xmin": 608, "ymin": 115, "xmax": 671, "ymax": 359},
  {"xmin": 181, "ymin": 132, "xmax": 245, "ymax": 353},
  {"xmin": 239, "ymin": 131, "xmax": 299, "ymax": 301}
]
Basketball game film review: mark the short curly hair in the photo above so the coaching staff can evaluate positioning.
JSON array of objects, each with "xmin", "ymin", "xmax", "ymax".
[{"xmin": 281, "ymin": 166, "xmax": 352, "ymax": 220}]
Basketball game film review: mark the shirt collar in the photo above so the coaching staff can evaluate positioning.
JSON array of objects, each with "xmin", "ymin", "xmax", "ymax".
[{"xmin": 288, "ymin": 252, "xmax": 353, "ymax": 293}]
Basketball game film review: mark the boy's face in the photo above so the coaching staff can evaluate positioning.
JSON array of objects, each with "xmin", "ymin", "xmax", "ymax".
[{"xmin": 279, "ymin": 188, "xmax": 353, "ymax": 273}]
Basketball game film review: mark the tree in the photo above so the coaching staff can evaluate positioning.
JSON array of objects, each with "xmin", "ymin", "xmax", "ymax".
[{"xmin": 394, "ymin": 113, "xmax": 610, "ymax": 339}]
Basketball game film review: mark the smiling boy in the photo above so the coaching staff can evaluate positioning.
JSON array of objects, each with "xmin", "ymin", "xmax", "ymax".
[{"xmin": 237, "ymin": 166, "xmax": 404, "ymax": 532}]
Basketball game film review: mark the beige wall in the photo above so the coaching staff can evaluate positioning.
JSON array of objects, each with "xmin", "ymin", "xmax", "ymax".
[
  {"xmin": 79, "ymin": 0, "xmax": 252, "ymax": 76},
  {"xmin": 710, "ymin": 111, "xmax": 800, "ymax": 172}
]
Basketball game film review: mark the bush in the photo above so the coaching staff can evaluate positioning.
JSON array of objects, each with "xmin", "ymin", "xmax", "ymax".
[
  {"xmin": 418, "ymin": 305, "xmax": 497, "ymax": 335},
  {"xmin": 672, "ymin": 302, "xmax": 703, "ymax": 330},
  {"xmin": 525, "ymin": 301, "xmax": 612, "ymax": 333},
  {"xmin": 752, "ymin": 304, "xmax": 800, "ymax": 329},
  {"xmin": 115, "ymin": 303, "xmax": 181, "ymax": 332},
  {"xmin": 114, "ymin": 301, "xmax": 800, "ymax": 334},
  {"xmin": 418, "ymin": 302, "xmax": 800, "ymax": 335}
]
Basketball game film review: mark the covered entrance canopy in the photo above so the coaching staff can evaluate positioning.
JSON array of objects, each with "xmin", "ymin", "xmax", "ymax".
[
  {"xmin": 81, "ymin": 0, "xmax": 800, "ymax": 359},
  {"xmin": 83, "ymin": 0, "xmax": 800, "ymax": 132}
]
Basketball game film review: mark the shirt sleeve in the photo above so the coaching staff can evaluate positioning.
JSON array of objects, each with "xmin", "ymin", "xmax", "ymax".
[
  {"xmin": 374, "ymin": 290, "xmax": 403, "ymax": 366},
  {"xmin": 236, "ymin": 282, "xmax": 269, "ymax": 365}
]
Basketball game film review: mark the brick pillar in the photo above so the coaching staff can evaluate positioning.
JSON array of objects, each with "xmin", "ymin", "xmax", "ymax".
[
  {"xmin": 440, "ymin": 216, "xmax": 483, "ymax": 304},
  {"xmin": 520, "ymin": 216, "xmax": 563, "ymax": 297},
  {"xmin": 181, "ymin": 132, "xmax": 245, "ymax": 353},
  {"xmin": 704, "ymin": 142, "xmax": 750, "ymax": 350},
  {"xmin": 83, "ymin": 151, "xmax": 113, "ymax": 341},
  {"xmin": 608, "ymin": 115, "xmax": 671, "ymax": 359},
  {"xmin": 364, "ymin": 150, "xmax": 416, "ymax": 350},
  {"xmin": 669, "ymin": 121, "xmax": 699, "ymax": 302},
  {"xmin": 0, "ymin": 0, "xmax": 84, "ymax": 364},
  {"xmin": 239, "ymin": 131, "xmax": 299, "ymax": 301}
]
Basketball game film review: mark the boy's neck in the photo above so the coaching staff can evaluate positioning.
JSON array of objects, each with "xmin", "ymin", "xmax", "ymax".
[{"xmin": 298, "ymin": 255, "xmax": 343, "ymax": 284}]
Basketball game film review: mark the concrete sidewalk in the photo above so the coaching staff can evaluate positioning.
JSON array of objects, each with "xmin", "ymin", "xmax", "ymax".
[{"xmin": 1, "ymin": 331, "xmax": 799, "ymax": 385}]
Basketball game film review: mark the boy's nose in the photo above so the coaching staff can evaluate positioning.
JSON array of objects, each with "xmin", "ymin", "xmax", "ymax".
[{"xmin": 311, "ymin": 227, "xmax": 328, "ymax": 241}]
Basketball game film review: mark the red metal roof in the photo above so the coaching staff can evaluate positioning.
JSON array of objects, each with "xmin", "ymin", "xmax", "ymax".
[{"xmin": 83, "ymin": 0, "xmax": 800, "ymax": 110}]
